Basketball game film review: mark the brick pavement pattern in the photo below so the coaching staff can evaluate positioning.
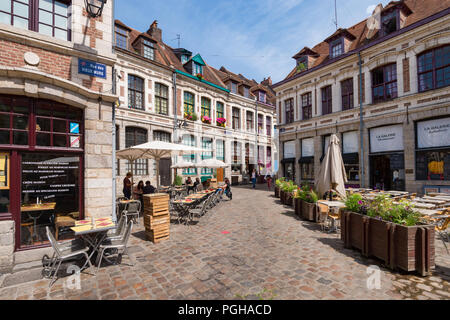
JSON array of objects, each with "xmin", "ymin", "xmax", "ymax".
[{"xmin": 0, "ymin": 185, "xmax": 449, "ymax": 300}]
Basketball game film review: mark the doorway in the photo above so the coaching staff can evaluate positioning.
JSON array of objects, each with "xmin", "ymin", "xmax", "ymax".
[
  {"xmin": 370, "ymin": 153, "xmax": 405, "ymax": 191},
  {"xmin": 216, "ymin": 168, "xmax": 224, "ymax": 182}
]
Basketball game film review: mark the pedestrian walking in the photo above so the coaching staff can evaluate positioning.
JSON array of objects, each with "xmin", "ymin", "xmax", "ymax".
[{"xmin": 251, "ymin": 169, "xmax": 257, "ymax": 189}]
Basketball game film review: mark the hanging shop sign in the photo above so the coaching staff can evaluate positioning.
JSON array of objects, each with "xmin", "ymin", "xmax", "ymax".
[
  {"xmin": 370, "ymin": 124, "xmax": 404, "ymax": 153},
  {"xmin": 283, "ymin": 140, "xmax": 296, "ymax": 159},
  {"xmin": 417, "ymin": 117, "xmax": 450, "ymax": 149},
  {"xmin": 343, "ymin": 131, "xmax": 359, "ymax": 154},
  {"xmin": 301, "ymin": 138, "xmax": 314, "ymax": 157}
]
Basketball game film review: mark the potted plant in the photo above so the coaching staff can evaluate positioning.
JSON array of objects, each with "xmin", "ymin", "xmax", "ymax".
[
  {"xmin": 293, "ymin": 187, "xmax": 304, "ymax": 218},
  {"xmin": 173, "ymin": 175, "xmax": 182, "ymax": 186},
  {"xmin": 196, "ymin": 73, "xmax": 203, "ymax": 80},
  {"xmin": 279, "ymin": 181, "xmax": 288, "ymax": 204},
  {"xmin": 274, "ymin": 177, "xmax": 285, "ymax": 198},
  {"xmin": 201, "ymin": 115, "xmax": 212, "ymax": 124},
  {"xmin": 216, "ymin": 117, "xmax": 226, "ymax": 127},
  {"xmin": 184, "ymin": 112, "xmax": 198, "ymax": 121},
  {"xmin": 341, "ymin": 193, "xmax": 435, "ymax": 276},
  {"xmin": 281, "ymin": 181, "xmax": 297, "ymax": 207},
  {"xmin": 301, "ymin": 188, "xmax": 318, "ymax": 221}
]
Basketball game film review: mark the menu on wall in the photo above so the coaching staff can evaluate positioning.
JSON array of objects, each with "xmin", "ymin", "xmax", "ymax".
[
  {"xmin": 417, "ymin": 117, "xmax": 450, "ymax": 149},
  {"xmin": 21, "ymin": 154, "xmax": 80, "ymax": 207},
  {"xmin": 370, "ymin": 124, "xmax": 404, "ymax": 153}
]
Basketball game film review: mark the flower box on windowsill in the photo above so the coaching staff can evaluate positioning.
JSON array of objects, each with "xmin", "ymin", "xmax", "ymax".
[
  {"xmin": 184, "ymin": 112, "xmax": 198, "ymax": 121},
  {"xmin": 196, "ymin": 73, "xmax": 204, "ymax": 80},
  {"xmin": 216, "ymin": 118, "xmax": 227, "ymax": 128},
  {"xmin": 201, "ymin": 116, "xmax": 211, "ymax": 124}
]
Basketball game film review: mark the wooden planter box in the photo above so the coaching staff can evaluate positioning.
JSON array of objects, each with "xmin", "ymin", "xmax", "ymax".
[
  {"xmin": 275, "ymin": 186, "xmax": 280, "ymax": 198},
  {"xmin": 285, "ymin": 192, "xmax": 294, "ymax": 206},
  {"xmin": 280, "ymin": 190, "xmax": 286, "ymax": 204},
  {"xmin": 341, "ymin": 210, "xmax": 435, "ymax": 276},
  {"xmin": 301, "ymin": 201, "xmax": 317, "ymax": 221},
  {"xmin": 294, "ymin": 198, "xmax": 302, "ymax": 217}
]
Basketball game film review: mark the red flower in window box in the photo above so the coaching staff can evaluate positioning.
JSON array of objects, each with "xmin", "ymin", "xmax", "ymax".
[{"xmin": 196, "ymin": 73, "xmax": 203, "ymax": 80}]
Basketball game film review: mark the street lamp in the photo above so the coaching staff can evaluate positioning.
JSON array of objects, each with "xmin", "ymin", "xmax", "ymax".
[
  {"xmin": 176, "ymin": 119, "xmax": 188, "ymax": 129},
  {"xmin": 85, "ymin": 0, "xmax": 107, "ymax": 18}
]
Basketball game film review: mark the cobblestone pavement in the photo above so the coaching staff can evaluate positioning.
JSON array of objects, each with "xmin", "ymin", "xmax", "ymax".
[{"xmin": 0, "ymin": 186, "xmax": 449, "ymax": 300}]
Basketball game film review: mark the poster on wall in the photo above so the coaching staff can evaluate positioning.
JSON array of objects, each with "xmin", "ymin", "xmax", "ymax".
[
  {"xmin": 370, "ymin": 124, "xmax": 404, "ymax": 153},
  {"xmin": 283, "ymin": 141, "xmax": 296, "ymax": 159},
  {"xmin": 343, "ymin": 131, "xmax": 359, "ymax": 154},
  {"xmin": 301, "ymin": 138, "xmax": 314, "ymax": 157},
  {"xmin": 417, "ymin": 117, "xmax": 450, "ymax": 149}
]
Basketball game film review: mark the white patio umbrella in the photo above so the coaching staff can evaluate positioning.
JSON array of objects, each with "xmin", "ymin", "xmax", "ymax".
[
  {"xmin": 314, "ymin": 134, "xmax": 348, "ymax": 199},
  {"xmin": 171, "ymin": 159, "xmax": 196, "ymax": 169},
  {"xmin": 116, "ymin": 141, "xmax": 204, "ymax": 189},
  {"xmin": 194, "ymin": 158, "xmax": 228, "ymax": 169}
]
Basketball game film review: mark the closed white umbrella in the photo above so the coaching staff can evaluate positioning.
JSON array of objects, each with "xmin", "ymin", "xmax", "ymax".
[
  {"xmin": 314, "ymin": 134, "xmax": 348, "ymax": 199},
  {"xmin": 116, "ymin": 141, "xmax": 205, "ymax": 189},
  {"xmin": 194, "ymin": 158, "xmax": 228, "ymax": 169}
]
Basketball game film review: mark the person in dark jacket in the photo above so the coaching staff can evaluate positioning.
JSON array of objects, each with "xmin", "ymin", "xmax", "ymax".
[{"xmin": 143, "ymin": 181, "xmax": 156, "ymax": 194}]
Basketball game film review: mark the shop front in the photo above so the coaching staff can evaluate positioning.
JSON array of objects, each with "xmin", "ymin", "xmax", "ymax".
[
  {"xmin": 282, "ymin": 140, "xmax": 296, "ymax": 181},
  {"xmin": 0, "ymin": 95, "xmax": 84, "ymax": 250},
  {"xmin": 342, "ymin": 131, "xmax": 360, "ymax": 187},
  {"xmin": 415, "ymin": 117, "xmax": 450, "ymax": 193},
  {"xmin": 369, "ymin": 124, "xmax": 405, "ymax": 191}
]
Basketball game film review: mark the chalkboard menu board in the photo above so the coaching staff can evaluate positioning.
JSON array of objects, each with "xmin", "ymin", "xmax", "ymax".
[{"xmin": 21, "ymin": 153, "xmax": 80, "ymax": 214}]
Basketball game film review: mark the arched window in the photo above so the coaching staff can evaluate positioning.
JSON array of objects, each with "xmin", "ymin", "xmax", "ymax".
[
  {"xmin": 417, "ymin": 45, "xmax": 450, "ymax": 92},
  {"xmin": 371, "ymin": 63, "xmax": 397, "ymax": 103},
  {"xmin": 125, "ymin": 127, "xmax": 147, "ymax": 175},
  {"xmin": 155, "ymin": 83, "xmax": 169, "ymax": 115}
]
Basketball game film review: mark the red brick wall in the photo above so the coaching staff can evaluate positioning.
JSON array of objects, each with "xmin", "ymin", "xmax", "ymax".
[
  {"xmin": 0, "ymin": 39, "xmax": 71, "ymax": 80},
  {"xmin": 403, "ymin": 58, "xmax": 410, "ymax": 93},
  {"xmin": 177, "ymin": 88, "xmax": 182, "ymax": 116}
]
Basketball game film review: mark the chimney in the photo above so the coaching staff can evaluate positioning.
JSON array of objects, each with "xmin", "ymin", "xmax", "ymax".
[
  {"xmin": 261, "ymin": 76, "xmax": 272, "ymax": 86},
  {"xmin": 147, "ymin": 20, "xmax": 162, "ymax": 42}
]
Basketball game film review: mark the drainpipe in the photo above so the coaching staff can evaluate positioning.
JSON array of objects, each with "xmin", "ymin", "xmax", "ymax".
[
  {"xmin": 172, "ymin": 71, "xmax": 178, "ymax": 183},
  {"xmin": 255, "ymin": 101, "xmax": 259, "ymax": 175},
  {"xmin": 111, "ymin": 67, "xmax": 117, "ymax": 222},
  {"xmin": 358, "ymin": 52, "xmax": 365, "ymax": 188}
]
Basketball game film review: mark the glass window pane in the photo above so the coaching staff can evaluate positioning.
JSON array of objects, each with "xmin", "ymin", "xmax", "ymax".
[
  {"xmin": 419, "ymin": 72, "xmax": 433, "ymax": 91},
  {"xmin": 36, "ymin": 117, "xmax": 51, "ymax": 132},
  {"xmin": 54, "ymin": 28, "xmax": 67, "ymax": 40},
  {"xmin": 36, "ymin": 133, "xmax": 51, "ymax": 146},
  {"xmin": 0, "ymin": 114, "xmax": 10, "ymax": 129},
  {"xmin": 13, "ymin": 115, "xmax": 28, "ymax": 130},
  {"xmin": 54, "ymin": 1, "xmax": 68, "ymax": 15},
  {"xmin": 13, "ymin": 2, "xmax": 28, "ymax": 18},
  {"xmin": 39, "ymin": 0, "xmax": 53, "ymax": 11},
  {"xmin": 39, "ymin": 9, "xmax": 52, "ymax": 24},
  {"xmin": 53, "ymin": 119, "xmax": 66, "ymax": 133},
  {"xmin": 436, "ymin": 66, "xmax": 450, "ymax": 88},
  {"xmin": 0, "ymin": 12, "xmax": 11, "ymax": 25},
  {"xmin": 0, "ymin": 130, "xmax": 10, "ymax": 144},
  {"xmin": 13, "ymin": 131, "xmax": 27, "ymax": 145},
  {"xmin": 13, "ymin": 105, "xmax": 28, "ymax": 114},
  {"xmin": 36, "ymin": 107, "xmax": 52, "ymax": 117},
  {"xmin": 13, "ymin": 16, "xmax": 28, "ymax": 29},
  {"xmin": 38, "ymin": 23, "xmax": 52, "ymax": 36},
  {"xmin": 0, "ymin": 2, "xmax": 11, "ymax": 13},
  {"xmin": 53, "ymin": 134, "xmax": 66, "ymax": 147},
  {"xmin": 54, "ymin": 15, "xmax": 66, "ymax": 29}
]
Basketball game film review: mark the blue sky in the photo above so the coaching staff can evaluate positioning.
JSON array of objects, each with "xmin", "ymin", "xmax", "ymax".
[{"xmin": 115, "ymin": 0, "xmax": 392, "ymax": 84}]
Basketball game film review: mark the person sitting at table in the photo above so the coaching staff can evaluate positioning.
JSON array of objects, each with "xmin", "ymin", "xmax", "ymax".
[
  {"xmin": 143, "ymin": 181, "xmax": 156, "ymax": 194},
  {"xmin": 186, "ymin": 177, "xmax": 192, "ymax": 185},
  {"xmin": 133, "ymin": 180, "xmax": 144, "ymax": 212}
]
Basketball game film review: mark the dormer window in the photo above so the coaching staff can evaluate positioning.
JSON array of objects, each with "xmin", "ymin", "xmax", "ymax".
[
  {"xmin": 115, "ymin": 26, "xmax": 128, "ymax": 50},
  {"xmin": 243, "ymin": 86, "xmax": 250, "ymax": 98},
  {"xmin": 259, "ymin": 91, "xmax": 266, "ymax": 103},
  {"xmin": 330, "ymin": 38, "xmax": 343, "ymax": 58},
  {"xmin": 381, "ymin": 10, "xmax": 398, "ymax": 36},
  {"xmin": 143, "ymin": 39, "xmax": 155, "ymax": 60},
  {"xmin": 194, "ymin": 63, "xmax": 203, "ymax": 75},
  {"xmin": 296, "ymin": 57, "xmax": 308, "ymax": 72},
  {"xmin": 181, "ymin": 55, "xmax": 189, "ymax": 64},
  {"xmin": 230, "ymin": 82, "xmax": 237, "ymax": 94}
]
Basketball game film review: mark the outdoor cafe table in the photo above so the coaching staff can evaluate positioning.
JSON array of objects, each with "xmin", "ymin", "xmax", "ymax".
[
  {"xmin": 317, "ymin": 200, "xmax": 346, "ymax": 231},
  {"xmin": 70, "ymin": 217, "xmax": 116, "ymax": 268}
]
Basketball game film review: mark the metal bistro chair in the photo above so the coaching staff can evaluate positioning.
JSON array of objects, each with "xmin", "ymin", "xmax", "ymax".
[
  {"xmin": 96, "ymin": 221, "xmax": 134, "ymax": 272},
  {"xmin": 317, "ymin": 203, "xmax": 330, "ymax": 232},
  {"xmin": 44, "ymin": 227, "xmax": 93, "ymax": 287},
  {"xmin": 106, "ymin": 215, "xmax": 127, "ymax": 241},
  {"xmin": 122, "ymin": 200, "xmax": 141, "ymax": 225},
  {"xmin": 190, "ymin": 196, "xmax": 210, "ymax": 219}
]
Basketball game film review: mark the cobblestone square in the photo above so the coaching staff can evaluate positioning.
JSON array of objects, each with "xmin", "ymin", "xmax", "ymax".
[{"xmin": 0, "ymin": 186, "xmax": 448, "ymax": 300}]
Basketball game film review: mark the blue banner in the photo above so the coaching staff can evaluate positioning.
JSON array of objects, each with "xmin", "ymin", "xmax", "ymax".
[{"xmin": 78, "ymin": 58, "xmax": 106, "ymax": 79}]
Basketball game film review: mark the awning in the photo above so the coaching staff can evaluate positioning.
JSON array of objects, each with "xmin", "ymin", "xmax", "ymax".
[
  {"xmin": 298, "ymin": 156, "xmax": 314, "ymax": 164},
  {"xmin": 281, "ymin": 158, "xmax": 296, "ymax": 164},
  {"xmin": 342, "ymin": 152, "xmax": 359, "ymax": 164}
]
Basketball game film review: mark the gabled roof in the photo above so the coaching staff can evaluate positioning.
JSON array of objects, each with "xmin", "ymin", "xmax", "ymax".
[
  {"xmin": 279, "ymin": 0, "xmax": 450, "ymax": 84},
  {"xmin": 292, "ymin": 47, "xmax": 319, "ymax": 59},
  {"xmin": 191, "ymin": 54, "xmax": 206, "ymax": 66},
  {"xmin": 324, "ymin": 28, "xmax": 356, "ymax": 43}
]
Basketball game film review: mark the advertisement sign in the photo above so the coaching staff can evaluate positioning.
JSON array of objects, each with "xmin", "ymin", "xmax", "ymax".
[
  {"xmin": 417, "ymin": 117, "xmax": 450, "ymax": 149},
  {"xmin": 78, "ymin": 58, "xmax": 106, "ymax": 79},
  {"xmin": 283, "ymin": 141, "xmax": 296, "ymax": 159},
  {"xmin": 301, "ymin": 138, "xmax": 314, "ymax": 157},
  {"xmin": 370, "ymin": 124, "xmax": 404, "ymax": 153},
  {"xmin": 343, "ymin": 131, "xmax": 359, "ymax": 154}
]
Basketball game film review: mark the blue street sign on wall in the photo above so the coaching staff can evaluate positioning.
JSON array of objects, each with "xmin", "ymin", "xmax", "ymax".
[{"xmin": 78, "ymin": 58, "xmax": 106, "ymax": 79}]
